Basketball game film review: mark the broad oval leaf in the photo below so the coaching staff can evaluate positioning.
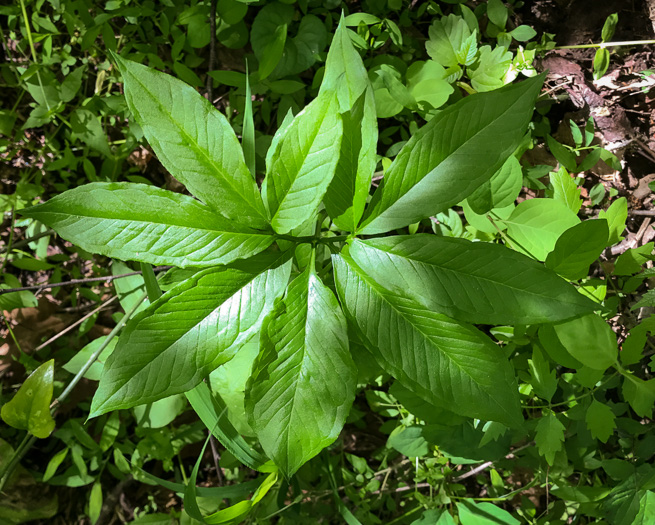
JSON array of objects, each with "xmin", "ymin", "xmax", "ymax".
[
  {"xmin": 358, "ymin": 74, "xmax": 544, "ymax": 234},
  {"xmin": 89, "ymin": 253, "xmax": 292, "ymax": 417},
  {"xmin": 545, "ymin": 219, "xmax": 609, "ymax": 280},
  {"xmin": 504, "ymin": 198, "xmax": 580, "ymax": 261},
  {"xmin": 552, "ymin": 314, "xmax": 618, "ymax": 371},
  {"xmin": 20, "ymin": 183, "xmax": 275, "ymax": 268},
  {"xmin": 467, "ymin": 155, "xmax": 522, "ymax": 215},
  {"xmin": 349, "ymin": 236, "xmax": 598, "ymax": 325},
  {"xmin": 333, "ymin": 254, "xmax": 523, "ymax": 428},
  {"xmin": 1, "ymin": 359, "xmax": 55, "ymax": 439},
  {"xmin": 457, "ymin": 500, "xmax": 519, "ymax": 525},
  {"xmin": 114, "ymin": 54, "xmax": 268, "ymax": 229},
  {"xmin": 263, "ymin": 92, "xmax": 343, "ymax": 234},
  {"xmin": 245, "ymin": 264, "xmax": 357, "ymax": 477}
]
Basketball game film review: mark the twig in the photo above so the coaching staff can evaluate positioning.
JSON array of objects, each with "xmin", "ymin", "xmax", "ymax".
[
  {"xmin": 451, "ymin": 442, "xmax": 534, "ymax": 483},
  {"xmin": 206, "ymin": 0, "xmax": 218, "ymax": 102},
  {"xmin": 0, "ymin": 208, "xmax": 16, "ymax": 274},
  {"xmin": 630, "ymin": 210, "xmax": 655, "ymax": 217},
  {"xmin": 0, "ymin": 293, "xmax": 147, "ymax": 491},
  {"xmin": 33, "ymin": 296, "xmax": 118, "ymax": 352},
  {"xmin": 635, "ymin": 218, "xmax": 652, "ymax": 245},
  {"xmin": 0, "ymin": 228, "xmax": 55, "ymax": 254},
  {"xmin": 633, "ymin": 136, "xmax": 655, "ymax": 164},
  {"xmin": 51, "ymin": 292, "xmax": 147, "ymax": 408},
  {"xmin": 95, "ymin": 476, "xmax": 134, "ymax": 525},
  {"xmin": 0, "ymin": 266, "xmax": 172, "ymax": 295},
  {"xmin": 372, "ymin": 482, "xmax": 431, "ymax": 495}
]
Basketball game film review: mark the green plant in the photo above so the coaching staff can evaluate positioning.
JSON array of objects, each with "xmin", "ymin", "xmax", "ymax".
[
  {"xmin": 8, "ymin": 14, "xmax": 610, "ymax": 519},
  {"xmin": 6, "ymin": 3, "xmax": 655, "ymax": 523}
]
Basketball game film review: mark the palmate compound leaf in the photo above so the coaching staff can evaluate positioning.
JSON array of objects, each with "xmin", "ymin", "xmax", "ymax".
[
  {"xmin": 245, "ymin": 260, "xmax": 357, "ymax": 478},
  {"xmin": 349, "ymin": 236, "xmax": 598, "ymax": 326},
  {"xmin": 89, "ymin": 252, "xmax": 292, "ymax": 417},
  {"xmin": 113, "ymin": 54, "xmax": 268, "ymax": 229},
  {"xmin": 20, "ymin": 183, "xmax": 275, "ymax": 268},
  {"xmin": 358, "ymin": 73, "xmax": 544, "ymax": 234},
  {"xmin": 333, "ymin": 254, "xmax": 523, "ymax": 428},
  {"xmin": 262, "ymin": 91, "xmax": 343, "ymax": 235}
]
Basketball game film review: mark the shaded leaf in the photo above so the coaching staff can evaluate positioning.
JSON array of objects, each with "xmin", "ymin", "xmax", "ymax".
[
  {"xmin": 467, "ymin": 155, "xmax": 522, "ymax": 215},
  {"xmin": 1, "ymin": 360, "xmax": 55, "ymax": 439},
  {"xmin": 457, "ymin": 500, "xmax": 519, "ymax": 525},
  {"xmin": 553, "ymin": 314, "xmax": 617, "ymax": 371},
  {"xmin": 535, "ymin": 412, "xmax": 565, "ymax": 466},
  {"xmin": 623, "ymin": 375, "xmax": 655, "ymax": 418},
  {"xmin": 585, "ymin": 399, "xmax": 616, "ymax": 442},
  {"xmin": 333, "ymin": 254, "xmax": 523, "ymax": 428},
  {"xmin": 528, "ymin": 347, "xmax": 557, "ymax": 402}
]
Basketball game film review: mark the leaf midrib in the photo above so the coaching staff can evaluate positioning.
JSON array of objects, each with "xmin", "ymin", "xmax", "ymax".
[
  {"xmin": 271, "ymin": 98, "xmax": 333, "ymax": 221},
  {"xmin": 365, "ymin": 241, "xmax": 578, "ymax": 304},
  {"xmin": 99, "ymin": 266, "xmax": 278, "ymax": 412},
  {"xmin": 126, "ymin": 68, "xmax": 266, "ymax": 222},
  {"xmin": 366, "ymin": 81, "xmax": 537, "ymax": 227},
  {"xmin": 346, "ymin": 259, "xmax": 515, "ymax": 421}
]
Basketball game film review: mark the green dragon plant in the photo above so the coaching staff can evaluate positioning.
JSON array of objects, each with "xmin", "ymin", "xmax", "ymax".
[{"xmin": 21, "ymin": 19, "xmax": 597, "ymax": 481}]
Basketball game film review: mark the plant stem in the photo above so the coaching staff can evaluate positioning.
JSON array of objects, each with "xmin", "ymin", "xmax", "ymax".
[
  {"xmin": 18, "ymin": 0, "xmax": 38, "ymax": 62},
  {"xmin": 555, "ymin": 39, "xmax": 655, "ymax": 50},
  {"xmin": 0, "ymin": 207, "xmax": 16, "ymax": 274},
  {"xmin": 274, "ymin": 233, "xmax": 350, "ymax": 245},
  {"xmin": 52, "ymin": 291, "xmax": 147, "ymax": 409},
  {"xmin": 0, "ymin": 433, "xmax": 37, "ymax": 492},
  {"xmin": 0, "ymin": 292, "xmax": 147, "ymax": 491}
]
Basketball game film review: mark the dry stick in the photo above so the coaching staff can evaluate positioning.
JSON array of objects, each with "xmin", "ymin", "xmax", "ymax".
[
  {"xmin": 0, "ymin": 265, "xmax": 172, "ymax": 295},
  {"xmin": 633, "ymin": 136, "xmax": 655, "ymax": 165},
  {"xmin": 452, "ymin": 442, "xmax": 534, "ymax": 483},
  {"xmin": 33, "ymin": 295, "xmax": 118, "ymax": 353},
  {"xmin": 206, "ymin": 0, "xmax": 217, "ymax": 102},
  {"xmin": 554, "ymin": 39, "xmax": 655, "ymax": 50}
]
